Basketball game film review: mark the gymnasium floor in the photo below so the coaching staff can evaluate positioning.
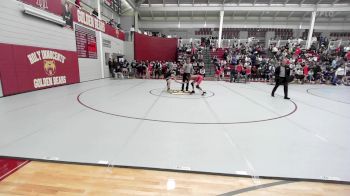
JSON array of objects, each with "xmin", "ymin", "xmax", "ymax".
[{"xmin": 0, "ymin": 79, "xmax": 349, "ymax": 183}]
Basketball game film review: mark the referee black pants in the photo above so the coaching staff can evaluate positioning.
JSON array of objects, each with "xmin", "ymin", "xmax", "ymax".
[
  {"xmin": 272, "ymin": 77, "xmax": 288, "ymax": 98},
  {"xmin": 182, "ymin": 73, "xmax": 190, "ymax": 91}
]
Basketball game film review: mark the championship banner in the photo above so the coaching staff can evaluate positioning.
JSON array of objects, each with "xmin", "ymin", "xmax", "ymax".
[
  {"xmin": 22, "ymin": 0, "xmax": 62, "ymax": 16},
  {"xmin": 104, "ymin": 0, "xmax": 121, "ymax": 15},
  {"xmin": 0, "ymin": 43, "xmax": 80, "ymax": 96},
  {"xmin": 21, "ymin": 0, "xmax": 125, "ymax": 40},
  {"xmin": 22, "ymin": 0, "xmax": 74, "ymax": 28}
]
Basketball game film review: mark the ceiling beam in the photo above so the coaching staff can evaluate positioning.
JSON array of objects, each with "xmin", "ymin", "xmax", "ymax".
[
  {"xmin": 124, "ymin": 0, "xmax": 136, "ymax": 10},
  {"xmin": 332, "ymin": 0, "xmax": 340, "ymax": 5},
  {"xmin": 139, "ymin": 21, "xmax": 350, "ymax": 30},
  {"xmin": 148, "ymin": 0, "xmax": 153, "ymax": 20},
  {"xmin": 302, "ymin": 11, "xmax": 309, "ymax": 20},
  {"xmin": 138, "ymin": 5, "xmax": 350, "ymax": 12},
  {"xmin": 284, "ymin": 0, "xmax": 290, "ymax": 6},
  {"xmin": 150, "ymin": 10, "xmax": 154, "ymax": 20},
  {"xmin": 260, "ymin": 11, "xmax": 265, "ymax": 17},
  {"xmin": 136, "ymin": 0, "xmax": 147, "ymax": 7}
]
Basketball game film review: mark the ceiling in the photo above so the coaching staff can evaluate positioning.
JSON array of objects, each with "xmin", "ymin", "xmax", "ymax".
[
  {"xmin": 125, "ymin": 0, "xmax": 350, "ymax": 23},
  {"xmin": 118, "ymin": 0, "xmax": 350, "ymax": 28}
]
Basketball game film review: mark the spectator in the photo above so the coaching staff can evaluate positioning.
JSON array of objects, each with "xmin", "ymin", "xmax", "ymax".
[
  {"xmin": 115, "ymin": 59, "xmax": 123, "ymax": 79},
  {"xmin": 108, "ymin": 58, "xmax": 115, "ymax": 78},
  {"xmin": 75, "ymin": 0, "xmax": 80, "ymax": 7},
  {"xmin": 92, "ymin": 9, "xmax": 98, "ymax": 17}
]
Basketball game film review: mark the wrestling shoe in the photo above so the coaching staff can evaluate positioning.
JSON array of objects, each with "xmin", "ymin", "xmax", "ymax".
[{"xmin": 201, "ymin": 91, "xmax": 206, "ymax": 96}]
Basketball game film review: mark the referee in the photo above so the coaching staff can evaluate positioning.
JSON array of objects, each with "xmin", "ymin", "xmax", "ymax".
[
  {"xmin": 182, "ymin": 58, "xmax": 193, "ymax": 92},
  {"xmin": 271, "ymin": 58, "xmax": 291, "ymax": 99}
]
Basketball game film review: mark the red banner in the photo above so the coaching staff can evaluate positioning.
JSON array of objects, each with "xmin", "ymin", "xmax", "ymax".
[
  {"xmin": 22, "ymin": 0, "xmax": 63, "ymax": 16},
  {"xmin": 22, "ymin": 0, "xmax": 125, "ymax": 41},
  {"xmin": 0, "ymin": 43, "xmax": 80, "ymax": 96}
]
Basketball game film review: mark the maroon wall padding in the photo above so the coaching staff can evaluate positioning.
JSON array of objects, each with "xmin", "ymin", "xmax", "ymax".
[
  {"xmin": 134, "ymin": 33, "xmax": 178, "ymax": 62},
  {"xmin": 0, "ymin": 43, "xmax": 80, "ymax": 96}
]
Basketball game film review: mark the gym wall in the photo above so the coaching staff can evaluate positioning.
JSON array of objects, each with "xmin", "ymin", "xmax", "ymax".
[
  {"xmin": 102, "ymin": 33, "xmax": 125, "ymax": 77},
  {"xmin": 0, "ymin": 0, "xmax": 126, "ymax": 96},
  {"xmin": 134, "ymin": 32, "xmax": 178, "ymax": 62},
  {"xmin": 0, "ymin": 0, "xmax": 79, "ymax": 96}
]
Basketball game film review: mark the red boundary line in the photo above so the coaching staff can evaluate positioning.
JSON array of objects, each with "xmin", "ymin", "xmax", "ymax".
[
  {"xmin": 77, "ymin": 85, "xmax": 298, "ymax": 125},
  {"xmin": 0, "ymin": 160, "xmax": 30, "ymax": 182}
]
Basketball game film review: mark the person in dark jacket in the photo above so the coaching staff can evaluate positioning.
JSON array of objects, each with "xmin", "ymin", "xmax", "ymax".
[
  {"xmin": 271, "ymin": 59, "xmax": 291, "ymax": 99},
  {"xmin": 108, "ymin": 58, "xmax": 115, "ymax": 78},
  {"xmin": 92, "ymin": 9, "xmax": 98, "ymax": 17}
]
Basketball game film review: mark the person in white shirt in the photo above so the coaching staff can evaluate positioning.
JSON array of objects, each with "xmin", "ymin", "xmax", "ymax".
[{"xmin": 332, "ymin": 65, "xmax": 346, "ymax": 85}]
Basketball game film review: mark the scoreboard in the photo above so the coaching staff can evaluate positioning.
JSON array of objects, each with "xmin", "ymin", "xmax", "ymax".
[{"xmin": 104, "ymin": 0, "xmax": 121, "ymax": 15}]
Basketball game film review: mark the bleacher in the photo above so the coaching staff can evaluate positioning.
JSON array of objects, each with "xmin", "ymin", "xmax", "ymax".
[{"xmin": 195, "ymin": 28, "xmax": 212, "ymax": 36}]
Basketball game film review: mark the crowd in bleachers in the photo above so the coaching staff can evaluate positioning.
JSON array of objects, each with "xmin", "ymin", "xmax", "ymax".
[
  {"xmin": 108, "ymin": 40, "xmax": 208, "ymax": 80},
  {"xmin": 109, "ymin": 34, "xmax": 350, "ymax": 86},
  {"xmin": 210, "ymin": 39, "xmax": 350, "ymax": 85}
]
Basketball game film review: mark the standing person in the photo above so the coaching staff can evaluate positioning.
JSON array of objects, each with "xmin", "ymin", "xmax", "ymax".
[
  {"xmin": 165, "ymin": 62, "xmax": 175, "ymax": 91},
  {"xmin": 115, "ymin": 59, "xmax": 124, "ymax": 79},
  {"xmin": 154, "ymin": 61, "xmax": 161, "ymax": 79},
  {"xmin": 62, "ymin": 1, "xmax": 73, "ymax": 27},
  {"xmin": 182, "ymin": 58, "xmax": 193, "ymax": 92},
  {"xmin": 92, "ymin": 9, "xmax": 98, "ymax": 17},
  {"xmin": 271, "ymin": 59, "xmax": 291, "ymax": 99},
  {"xmin": 108, "ymin": 58, "xmax": 115, "ymax": 78}
]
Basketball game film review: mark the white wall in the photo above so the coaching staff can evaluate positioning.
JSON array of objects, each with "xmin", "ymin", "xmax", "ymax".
[
  {"xmin": 75, "ymin": 24, "xmax": 103, "ymax": 82},
  {"xmin": 239, "ymin": 31, "xmax": 248, "ymax": 39},
  {"xmin": 120, "ymin": 16, "xmax": 134, "ymax": 31},
  {"xmin": 123, "ymin": 41, "xmax": 134, "ymax": 61},
  {"xmin": 0, "ymin": 0, "xmax": 76, "ymax": 51},
  {"xmin": 265, "ymin": 31, "xmax": 275, "ymax": 48},
  {"xmin": 102, "ymin": 33, "xmax": 125, "ymax": 77}
]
